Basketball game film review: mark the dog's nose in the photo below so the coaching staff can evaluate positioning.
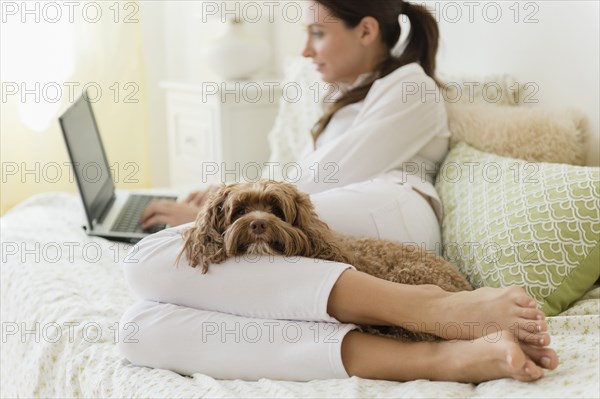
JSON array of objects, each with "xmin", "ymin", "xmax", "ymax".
[{"xmin": 250, "ymin": 219, "xmax": 267, "ymax": 235}]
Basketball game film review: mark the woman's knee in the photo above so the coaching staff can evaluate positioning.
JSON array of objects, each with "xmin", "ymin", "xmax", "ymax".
[
  {"xmin": 121, "ymin": 226, "xmax": 189, "ymax": 300},
  {"xmin": 117, "ymin": 301, "xmax": 155, "ymax": 366}
]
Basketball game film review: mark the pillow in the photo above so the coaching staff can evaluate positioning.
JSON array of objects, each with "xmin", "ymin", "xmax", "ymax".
[
  {"xmin": 446, "ymin": 103, "xmax": 588, "ymax": 165},
  {"xmin": 265, "ymin": 56, "xmax": 323, "ymax": 177},
  {"xmin": 439, "ymin": 72, "xmax": 523, "ymax": 106},
  {"xmin": 436, "ymin": 143, "xmax": 600, "ymax": 316}
]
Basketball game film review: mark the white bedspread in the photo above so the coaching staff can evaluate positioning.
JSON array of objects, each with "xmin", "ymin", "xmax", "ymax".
[{"xmin": 1, "ymin": 193, "xmax": 599, "ymax": 398}]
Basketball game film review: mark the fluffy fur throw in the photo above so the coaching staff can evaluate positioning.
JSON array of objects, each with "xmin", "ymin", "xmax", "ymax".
[{"xmin": 446, "ymin": 103, "xmax": 587, "ymax": 165}]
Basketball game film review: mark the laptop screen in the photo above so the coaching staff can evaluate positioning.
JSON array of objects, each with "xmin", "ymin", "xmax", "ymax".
[{"xmin": 59, "ymin": 94, "xmax": 115, "ymax": 228}]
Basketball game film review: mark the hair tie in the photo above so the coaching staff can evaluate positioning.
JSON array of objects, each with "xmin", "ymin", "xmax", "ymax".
[{"xmin": 391, "ymin": 13, "xmax": 411, "ymax": 57}]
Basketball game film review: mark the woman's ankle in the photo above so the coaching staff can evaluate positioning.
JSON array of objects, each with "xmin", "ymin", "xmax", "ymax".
[
  {"xmin": 327, "ymin": 270, "xmax": 464, "ymax": 337},
  {"xmin": 341, "ymin": 330, "xmax": 440, "ymax": 381},
  {"xmin": 390, "ymin": 284, "xmax": 454, "ymax": 336}
]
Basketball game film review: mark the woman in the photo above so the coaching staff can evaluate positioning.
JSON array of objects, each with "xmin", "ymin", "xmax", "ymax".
[{"xmin": 121, "ymin": 0, "xmax": 559, "ymax": 383}]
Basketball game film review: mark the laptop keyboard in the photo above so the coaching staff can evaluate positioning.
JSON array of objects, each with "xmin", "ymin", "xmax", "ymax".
[{"xmin": 111, "ymin": 195, "xmax": 176, "ymax": 234}]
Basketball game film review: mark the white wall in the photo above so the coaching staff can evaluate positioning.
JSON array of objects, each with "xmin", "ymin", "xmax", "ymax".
[{"xmin": 140, "ymin": 1, "xmax": 169, "ymax": 186}]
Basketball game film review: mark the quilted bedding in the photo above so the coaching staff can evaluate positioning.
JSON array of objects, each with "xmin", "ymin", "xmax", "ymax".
[{"xmin": 1, "ymin": 193, "xmax": 599, "ymax": 398}]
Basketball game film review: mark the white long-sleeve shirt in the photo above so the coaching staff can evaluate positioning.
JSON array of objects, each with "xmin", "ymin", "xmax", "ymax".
[{"xmin": 293, "ymin": 62, "xmax": 450, "ymax": 220}]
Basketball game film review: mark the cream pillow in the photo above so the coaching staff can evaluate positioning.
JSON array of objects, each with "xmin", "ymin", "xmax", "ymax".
[{"xmin": 446, "ymin": 103, "xmax": 588, "ymax": 165}]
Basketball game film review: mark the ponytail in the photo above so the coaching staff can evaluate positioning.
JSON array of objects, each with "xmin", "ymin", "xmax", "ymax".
[
  {"xmin": 311, "ymin": 1, "xmax": 441, "ymax": 145},
  {"xmin": 397, "ymin": 1, "xmax": 439, "ymax": 82}
]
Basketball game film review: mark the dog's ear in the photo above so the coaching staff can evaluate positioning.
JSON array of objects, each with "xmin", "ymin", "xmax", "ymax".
[
  {"xmin": 292, "ymin": 189, "xmax": 355, "ymax": 265},
  {"xmin": 177, "ymin": 184, "xmax": 233, "ymax": 273}
]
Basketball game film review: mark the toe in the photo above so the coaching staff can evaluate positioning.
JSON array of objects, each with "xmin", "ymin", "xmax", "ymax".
[
  {"xmin": 520, "ymin": 343, "xmax": 560, "ymax": 370},
  {"xmin": 517, "ymin": 307, "xmax": 545, "ymax": 322},
  {"xmin": 503, "ymin": 342, "xmax": 533, "ymax": 381},
  {"xmin": 541, "ymin": 355, "xmax": 560, "ymax": 370},
  {"xmin": 523, "ymin": 360, "xmax": 544, "ymax": 381},
  {"xmin": 506, "ymin": 353, "xmax": 541, "ymax": 382},
  {"xmin": 516, "ymin": 330, "xmax": 551, "ymax": 346},
  {"xmin": 506, "ymin": 286, "xmax": 536, "ymax": 307},
  {"xmin": 540, "ymin": 356, "xmax": 553, "ymax": 369},
  {"xmin": 513, "ymin": 317, "xmax": 547, "ymax": 335}
]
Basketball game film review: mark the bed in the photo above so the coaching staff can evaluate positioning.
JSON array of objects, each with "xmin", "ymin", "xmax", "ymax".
[
  {"xmin": 2, "ymin": 58, "xmax": 599, "ymax": 397},
  {"xmin": 0, "ymin": 192, "xmax": 599, "ymax": 398}
]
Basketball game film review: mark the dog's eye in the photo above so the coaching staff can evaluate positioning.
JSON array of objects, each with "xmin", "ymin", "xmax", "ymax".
[
  {"xmin": 272, "ymin": 206, "xmax": 285, "ymax": 221},
  {"xmin": 233, "ymin": 207, "xmax": 246, "ymax": 219}
]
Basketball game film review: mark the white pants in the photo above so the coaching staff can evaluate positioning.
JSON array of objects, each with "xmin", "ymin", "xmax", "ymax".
[{"xmin": 118, "ymin": 177, "xmax": 441, "ymax": 381}]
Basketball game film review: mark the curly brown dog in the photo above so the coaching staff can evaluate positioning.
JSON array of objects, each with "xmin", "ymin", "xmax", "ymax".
[{"xmin": 178, "ymin": 179, "xmax": 473, "ymax": 341}]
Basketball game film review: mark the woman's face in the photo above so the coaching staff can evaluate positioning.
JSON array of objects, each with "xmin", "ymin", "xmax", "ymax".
[{"xmin": 302, "ymin": 2, "xmax": 376, "ymax": 84}]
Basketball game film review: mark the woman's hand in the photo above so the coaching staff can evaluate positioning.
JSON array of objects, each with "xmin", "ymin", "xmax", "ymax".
[
  {"xmin": 139, "ymin": 200, "xmax": 200, "ymax": 229},
  {"xmin": 139, "ymin": 186, "xmax": 216, "ymax": 229},
  {"xmin": 184, "ymin": 190, "xmax": 212, "ymax": 207}
]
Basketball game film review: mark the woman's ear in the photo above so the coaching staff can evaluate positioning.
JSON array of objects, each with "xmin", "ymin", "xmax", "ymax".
[
  {"xmin": 357, "ymin": 16, "xmax": 381, "ymax": 45},
  {"xmin": 177, "ymin": 184, "xmax": 232, "ymax": 274}
]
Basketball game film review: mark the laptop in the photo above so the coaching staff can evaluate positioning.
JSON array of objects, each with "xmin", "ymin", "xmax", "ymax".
[{"xmin": 59, "ymin": 93, "xmax": 178, "ymax": 243}]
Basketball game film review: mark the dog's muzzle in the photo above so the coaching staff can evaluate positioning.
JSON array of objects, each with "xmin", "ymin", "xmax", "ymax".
[{"xmin": 250, "ymin": 219, "xmax": 267, "ymax": 236}]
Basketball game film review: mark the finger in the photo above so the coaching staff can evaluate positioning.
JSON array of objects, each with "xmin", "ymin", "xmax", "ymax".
[
  {"xmin": 185, "ymin": 191, "xmax": 204, "ymax": 205},
  {"xmin": 191, "ymin": 193, "xmax": 208, "ymax": 207},
  {"xmin": 184, "ymin": 193, "xmax": 196, "ymax": 203},
  {"xmin": 186, "ymin": 191, "xmax": 207, "ymax": 207},
  {"xmin": 140, "ymin": 201, "xmax": 170, "ymax": 225},
  {"xmin": 139, "ymin": 202, "xmax": 158, "ymax": 223},
  {"xmin": 141, "ymin": 215, "xmax": 168, "ymax": 229}
]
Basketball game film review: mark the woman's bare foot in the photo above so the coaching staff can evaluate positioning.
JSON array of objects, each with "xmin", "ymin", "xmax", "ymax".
[
  {"xmin": 341, "ymin": 329, "xmax": 547, "ymax": 383},
  {"xmin": 429, "ymin": 286, "xmax": 549, "ymax": 345},
  {"xmin": 412, "ymin": 285, "xmax": 559, "ymax": 371},
  {"xmin": 326, "ymin": 270, "xmax": 558, "ymax": 370},
  {"xmin": 428, "ymin": 286, "xmax": 558, "ymax": 370},
  {"xmin": 439, "ymin": 330, "xmax": 547, "ymax": 383}
]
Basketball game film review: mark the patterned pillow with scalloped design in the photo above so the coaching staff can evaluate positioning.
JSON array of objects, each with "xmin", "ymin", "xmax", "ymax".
[{"xmin": 436, "ymin": 143, "xmax": 600, "ymax": 316}]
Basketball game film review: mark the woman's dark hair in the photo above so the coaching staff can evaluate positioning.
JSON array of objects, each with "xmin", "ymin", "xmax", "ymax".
[{"xmin": 311, "ymin": 0, "xmax": 441, "ymax": 144}]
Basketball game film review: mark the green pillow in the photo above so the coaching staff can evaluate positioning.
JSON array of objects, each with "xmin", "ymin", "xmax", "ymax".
[{"xmin": 435, "ymin": 142, "xmax": 600, "ymax": 316}]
